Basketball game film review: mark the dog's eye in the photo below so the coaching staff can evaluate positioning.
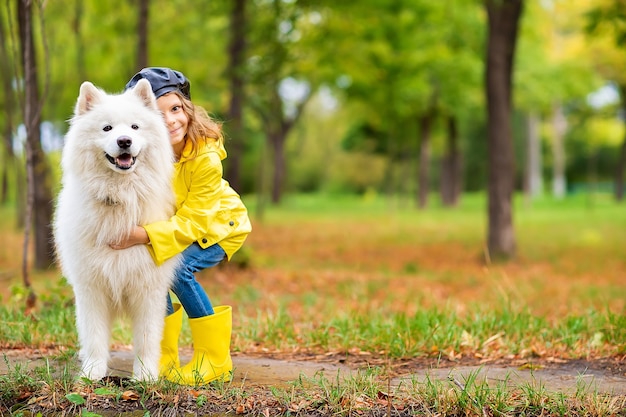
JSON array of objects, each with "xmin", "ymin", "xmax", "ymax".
[
  {"xmin": 103, "ymin": 125, "xmax": 112, "ymax": 132},
  {"xmin": 131, "ymin": 124, "xmax": 139, "ymax": 130}
]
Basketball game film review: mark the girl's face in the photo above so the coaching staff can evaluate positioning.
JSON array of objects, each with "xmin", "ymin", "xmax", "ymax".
[{"xmin": 157, "ymin": 92, "xmax": 189, "ymax": 156}]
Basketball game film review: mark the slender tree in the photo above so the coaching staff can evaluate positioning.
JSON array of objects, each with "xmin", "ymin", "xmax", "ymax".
[
  {"xmin": 440, "ymin": 115, "xmax": 462, "ymax": 207},
  {"xmin": 417, "ymin": 108, "xmax": 435, "ymax": 209},
  {"xmin": 17, "ymin": 0, "xmax": 37, "ymax": 310},
  {"xmin": 224, "ymin": 0, "xmax": 246, "ymax": 191},
  {"xmin": 551, "ymin": 104, "xmax": 567, "ymax": 198},
  {"xmin": 18, "ymin": 0, "xmax": 54, "ymax": 271},
  {"xmin": 615, "ymin": 84, "xmax": 626, "ymax": 201},
  {"xmin": 484, "ymin": 0, "xmax": 524, "ymax": 261},
  {"xmin": 0, "ymin": 3, "xmax": 17, "ymax": 205},
  {"xmin": 247, "ymin": 0, "xmax": 312, "ymax": 204},
  {"xmin": 514, "ymin": 2, "xmax": 597, "ymax": 202},
  {"xmin": 72, "ymin": 0, "xmax": 86, "ymax": 82},
  {"xmin": 136, "ymin": 0, "xmax": 149, "ymax": 70},
  {"xmin": 524, "ymin": 112, "xmax": 542, "ymax": 200},
  {"xmin": 585, "ymin": 0, "xmax": 626, "ymax": 201}
]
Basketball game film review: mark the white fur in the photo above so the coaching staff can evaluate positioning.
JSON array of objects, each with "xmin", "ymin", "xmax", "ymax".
[{"xmin": 54, "ymin": 79, "xmax": 179, "ymax": 381}]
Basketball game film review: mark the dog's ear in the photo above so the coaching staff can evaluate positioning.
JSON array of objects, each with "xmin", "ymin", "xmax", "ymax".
[
  {"xmin": 76, "ymin": 82, "xmax": 105, "ymax": 116},
  {"xmin": 131, "ymin": 79, "xmax": 158, "ymax": 111}
]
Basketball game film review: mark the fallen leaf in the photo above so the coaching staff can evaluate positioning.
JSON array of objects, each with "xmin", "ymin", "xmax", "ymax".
[
  {"xmin": 518, "ymin": 363, "xmax": 544, "ymax": 371},
  {"xmin": 121, "ymin": 390, "xmax": 139, "ymax": 401},
  {"xmin": 377, "ymin": 391, "xmax": 392, "ymax": 400}
]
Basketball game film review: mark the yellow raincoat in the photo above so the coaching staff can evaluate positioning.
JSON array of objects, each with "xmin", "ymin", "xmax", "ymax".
[{"xmin": 144, "ymin": 137, "xmax": 251, "ymax": 265}]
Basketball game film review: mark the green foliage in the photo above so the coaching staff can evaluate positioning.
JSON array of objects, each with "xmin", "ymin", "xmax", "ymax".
[
  {"xmin": 64, "ymin": 393, "xmax": 85, "ymax": 405},
  {"xmin": 1, "ymin": 0, "xmax": 625, "ymax": 209},
  {"xmin": 565, "ymin": 103, "xmax": 624, "ymax": 185},
  {"xmin": 585, "ymin": 0, "xmax": 626, "ymax": 47},
  {"xmin": 516, "ymin": 1, "xmax": 600, "ymax": 113}
]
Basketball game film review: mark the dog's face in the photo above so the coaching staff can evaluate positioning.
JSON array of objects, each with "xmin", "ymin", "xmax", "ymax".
[{"xmin": 66, "ymin": 79, "xmax": 169, "ymax": 176}]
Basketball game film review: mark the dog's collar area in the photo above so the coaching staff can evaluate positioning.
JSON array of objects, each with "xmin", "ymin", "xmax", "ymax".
[
  {"xmin": 104, "ymin": 196, "xmax": 120, "ymax": 205},
  {"xmin": 101, "ymin": 196, "xmax": 120, "ymax": 206}
]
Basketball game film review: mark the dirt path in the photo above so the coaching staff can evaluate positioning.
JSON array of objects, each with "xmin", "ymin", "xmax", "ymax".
[{"xmin": 2, "ymin": 349, "xmax": 625, "ymax": 396}]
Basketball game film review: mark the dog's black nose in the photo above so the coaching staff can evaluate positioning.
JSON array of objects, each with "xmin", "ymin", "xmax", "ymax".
[{"xmin": 117, "ymin": 136, "xmax": 132, "ymax": 149}]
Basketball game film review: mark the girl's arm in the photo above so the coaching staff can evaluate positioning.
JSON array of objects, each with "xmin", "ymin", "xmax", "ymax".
[{"xmin": 109, "ymin": 226, "xmax": 149, "ymax": 249}]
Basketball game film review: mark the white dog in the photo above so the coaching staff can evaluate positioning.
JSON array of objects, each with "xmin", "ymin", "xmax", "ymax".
[{"xmin": 54, "ymin": 79, "xmax": 179, "ymax": 381}]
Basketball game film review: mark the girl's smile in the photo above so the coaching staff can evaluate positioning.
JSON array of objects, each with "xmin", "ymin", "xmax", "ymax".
[{"xmin": 157, "ymin": 93, "xmax": 189, "ymax": 157}]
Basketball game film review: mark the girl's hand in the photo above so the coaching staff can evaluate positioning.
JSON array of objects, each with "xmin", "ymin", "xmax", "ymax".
[{"xmin": 109, "ymin": 226, "xmax": 150, "ymax": 249}]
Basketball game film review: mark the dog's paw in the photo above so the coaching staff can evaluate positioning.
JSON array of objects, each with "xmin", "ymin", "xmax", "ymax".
[
  {"xmin": 132, "ymin": 362, "xmax": 159, "ymax": 382},
  {"xmin": 79, "ymin": 360, "xmax": 108, "ymax": 382}
]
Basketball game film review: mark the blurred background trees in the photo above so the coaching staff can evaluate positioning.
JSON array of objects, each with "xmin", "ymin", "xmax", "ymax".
[{"xmin": 1, "ymin": 0, "xmax": 624, "ymax": 267}]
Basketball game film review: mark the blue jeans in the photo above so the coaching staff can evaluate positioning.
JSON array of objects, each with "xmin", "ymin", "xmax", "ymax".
[{"xmin": 166, "ymin": 242, "xmax": 226, "ymax": 318}]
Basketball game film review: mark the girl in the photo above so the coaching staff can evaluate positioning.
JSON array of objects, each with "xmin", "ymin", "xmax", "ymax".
[{"xmin": 114, "ymin": 67, "xmax": 251, "ymax": 385}]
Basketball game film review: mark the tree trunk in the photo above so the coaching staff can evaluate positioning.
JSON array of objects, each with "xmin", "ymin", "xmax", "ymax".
[
  {"xmin": 257, "ymin": 85, "xmax": 310, "ymax": 205},
  {"xmin": 73, "ymin": 0, "xmax": 87, "ymax": 82},
  {"xmin": 615, "ymin": 135, "xmax": 626, "ymax": 202},
  {"xmin": 417, "ymin": 112, "xmax": 433, "ymax": 209},
  {"xmin": 0, "ymin": 8, "xmax": 16, "ymax": 205},
  {"xmin": 524, "ymin": 112, "xmax": 542, "ymax": 201},
  {"xmin": 384, "ymin": 89, "xmax": 399, "ymax": 200},
  {"xmin": 440, "ymin": 115, "xmax": 462, "ymax": 207},
  {"xmin": 18, "ymin": 0, "xmax": 54, "ymax": 271},
  {"xmin": 136, "ymin": 0, "xmax": 149, "ymax": 69},
  {"xmin": 551, "ymin": 103, "xmax": 567, "ymax": 199},
  {"xmin": 614, "ymin": 84, "xmax": 626, "ymax": 202},
  {"xmin": 224, "ymin": 0, "xmax": 246, "ymax": 191},
  {"xmin": 269, "ymin": 129, "xmax": 286, "ymax": 204},
  {"xmin": 485, "ymin": 0, "xmax": 523, "ymax": 261}
]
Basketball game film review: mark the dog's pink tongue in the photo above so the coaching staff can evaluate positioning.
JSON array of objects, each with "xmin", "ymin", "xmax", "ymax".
[{"xmin": 116, "ymin": 154, "xmax": 133, "ymax": 168}]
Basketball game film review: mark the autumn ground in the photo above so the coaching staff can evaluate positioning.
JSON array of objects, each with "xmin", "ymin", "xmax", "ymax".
[
  {"xmin": 1, "ymin": 194, "xmax": 625, "ymax": 357},
  {"xmin": 209, "ymin": 198, "xmax": 626, "ymax": 372},
  {"xmin": 213, "ymin": 196, "xmax": 626, "ymax": 325},
  {"xmin": 1, "ymin": 194, "xmax": 626, "ymax": 415}
]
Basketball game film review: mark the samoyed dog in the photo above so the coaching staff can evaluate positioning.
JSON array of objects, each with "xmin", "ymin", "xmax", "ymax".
[{"xmin": 54, "ymin": 79, "xmax": 179, "ymax": 381}]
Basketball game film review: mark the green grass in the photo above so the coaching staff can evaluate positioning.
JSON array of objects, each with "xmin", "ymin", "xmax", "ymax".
[
  {"xmin": 1, "ymin": 293, "xmax": 623, "ymax": 359},
  {"xmin": 1, "ymin": 356, "xmax": 624, "ymax": 416},
  {"xmin": 235, "ymin": 304, "xmax": 625, "ymax": 358}
]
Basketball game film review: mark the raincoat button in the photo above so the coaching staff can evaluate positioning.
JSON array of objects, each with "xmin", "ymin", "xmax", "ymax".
[
  {"xmin": 229, "ymin": 221, "xmax": 235, "ymax": 226},
  {"xmin": 202, "ymin": 238, "xmax": 207, "ymax": 244}
]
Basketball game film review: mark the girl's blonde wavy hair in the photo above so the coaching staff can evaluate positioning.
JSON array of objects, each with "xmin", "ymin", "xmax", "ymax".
[{"xmin": 175, "ymin": 92, "xmax": 223, "ymax": 159}]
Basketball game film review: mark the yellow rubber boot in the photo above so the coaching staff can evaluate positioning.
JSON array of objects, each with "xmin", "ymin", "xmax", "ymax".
[
  {"xmin": 168, "ymin": 305, "xmax": 233, "ymax": 385},
  {"xmin": 159, "ymin": 303, "xmax": 183, "ymax": 378}
]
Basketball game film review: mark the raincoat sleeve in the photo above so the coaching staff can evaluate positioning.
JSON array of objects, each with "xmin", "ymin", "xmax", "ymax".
[{"xmin": 144, "ymin": 152, "xmax": 224, "ymax": 265}]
